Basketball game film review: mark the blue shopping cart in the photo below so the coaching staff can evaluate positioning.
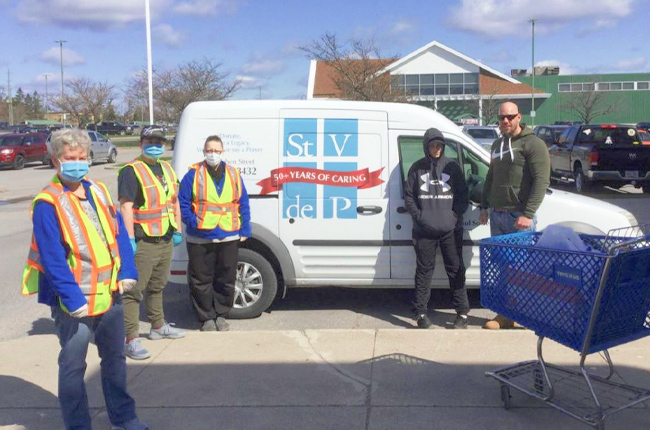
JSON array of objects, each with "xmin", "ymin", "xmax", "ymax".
[{"xmin": 480, "ymin": 225, "xmax": 650, "ymax": 430}]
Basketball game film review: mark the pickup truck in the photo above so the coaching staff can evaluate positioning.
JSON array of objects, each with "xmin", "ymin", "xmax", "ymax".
[
  {"xmin": 87, "ymin": 121, "xmax": 132, "ymax": 136},
  {"xmin": 549, "ymin": 124, "xmax": 650, "ymax": 193}
]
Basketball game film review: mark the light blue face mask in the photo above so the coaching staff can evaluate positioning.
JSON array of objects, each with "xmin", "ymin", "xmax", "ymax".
[
  {"xmin": 143, "ymin": 144, "xmax": 164, "ymax": 159},
  {"xmin": 58, "ymin": 160, "xmax": 89, "ymax": 183}
]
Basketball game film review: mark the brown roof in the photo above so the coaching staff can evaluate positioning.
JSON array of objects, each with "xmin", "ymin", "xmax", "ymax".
[
  {"xmin": 480, "ymin": 70, "xmax": 544, "ymax": 95},
  {"xmin": 312, "ymin": 59, "xmax": 394, "ymax": 99}
]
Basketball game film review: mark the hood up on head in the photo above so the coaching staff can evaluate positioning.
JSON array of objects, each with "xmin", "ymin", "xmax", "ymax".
[{"xmin": 422, "ymin": 127, "xmax": 445, "ymax": 160}]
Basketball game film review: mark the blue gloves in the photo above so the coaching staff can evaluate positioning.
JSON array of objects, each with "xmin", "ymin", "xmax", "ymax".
[
  {"xmin": 172, "ymin": 231, "xmax": 183, "ymax": 247},
  {"xmin": 130, "ymin": 237, "xmax": 137, "ymax": 254}
]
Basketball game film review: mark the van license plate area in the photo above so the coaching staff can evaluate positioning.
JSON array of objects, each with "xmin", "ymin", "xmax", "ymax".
[{"xmin": 625, "ymin": 170, "xmax": 639, "ymax": 179}]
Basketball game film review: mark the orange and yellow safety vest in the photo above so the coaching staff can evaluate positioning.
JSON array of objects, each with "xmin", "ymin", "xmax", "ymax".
[
  {"xmin": 21, "ymin": 176, "xmax": 122, "ymax": 316},
  {"xmin": 190, "ymin": 161, "xmax": 242, "ymax": 231},
  {"xmin": 120, "ymin": 157, "xmax": 178, "ymax": 237}
]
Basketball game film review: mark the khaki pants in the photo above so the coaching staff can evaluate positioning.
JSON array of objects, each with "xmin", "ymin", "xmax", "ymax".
[{"xmin": 123, "ymin": 240, "xmax": 173, "ymax": 340}]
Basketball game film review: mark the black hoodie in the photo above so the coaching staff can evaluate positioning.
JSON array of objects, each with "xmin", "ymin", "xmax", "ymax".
[{"xmin": 404, "ymin": 129, "xmax": 469, "ymax": 238}]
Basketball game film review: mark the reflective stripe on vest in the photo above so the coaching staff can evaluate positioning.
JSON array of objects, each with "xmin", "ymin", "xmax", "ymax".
[
  {"xmin": 190, "ymin": 162, "xmax": 242, "ymax": 231},
  {"xmin": 122, "ymin": 158, "xmax": 178, "ymax": 237},
  {"xmin": 21, "ymin": 176, "xmax": 122, "ymax": 316}
]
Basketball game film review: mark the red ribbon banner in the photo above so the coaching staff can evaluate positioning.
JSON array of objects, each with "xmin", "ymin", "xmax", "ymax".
[{"xmin": 256, "ymin": 166, "xmax": 384, "ymax": 196}]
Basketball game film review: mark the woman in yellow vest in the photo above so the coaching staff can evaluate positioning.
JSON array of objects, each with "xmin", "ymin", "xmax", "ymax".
[
  {"xmin": 22, "ymin": 129, "xmax": 148, "ymax": 430},
  {"xmin": 178, "ymin": 135, "xmax": 251, "ymax": 331}
]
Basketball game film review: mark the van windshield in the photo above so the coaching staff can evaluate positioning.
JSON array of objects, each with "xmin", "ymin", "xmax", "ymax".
[{"xmin": 466, "ymin": 128, "xmax": 497, "ymax": 139}]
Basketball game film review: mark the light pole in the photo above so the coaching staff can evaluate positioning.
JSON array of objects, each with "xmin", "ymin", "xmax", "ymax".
[
  {"xmin": 145, "ymin": 0, "xmax": 154, "ymax": 125},
  {"xmin": 528, "ymin": 18, "xmax": 537, "ymax": 127},
  {"xmin": 54, "ymin": 40, "xmax": 67, "ymax": 96},
  {"xmin": 44, "ymin": 74, "xmax": 51, "ymax": 115}
]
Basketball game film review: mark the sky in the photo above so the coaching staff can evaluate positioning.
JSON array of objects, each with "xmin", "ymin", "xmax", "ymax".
[{"xmin": 1, "ymin": 0, "xmax": 649, "ymax": 112}]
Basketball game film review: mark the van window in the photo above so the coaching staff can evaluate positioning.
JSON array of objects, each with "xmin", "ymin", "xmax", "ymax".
[
  {"xmin": 459, "ymin": 146, "xmax": 489, "ymax": 202},
  {"xmin": 398, "ymin": 136, "xmax": 459, "ymax": 189}
]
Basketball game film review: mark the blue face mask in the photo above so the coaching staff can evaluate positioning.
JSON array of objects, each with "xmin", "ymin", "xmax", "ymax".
[
  {"xmin": 59, "ymin": 160, "xmax": 89, "ymax": 183},
  {"xmin": 143, "ymin": 144, "xmax": 164, "ymax": 159}
]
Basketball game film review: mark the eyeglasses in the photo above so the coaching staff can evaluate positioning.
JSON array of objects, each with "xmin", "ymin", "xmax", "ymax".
[{"xmin": 498, "ymin": 114, "xmax": 519, "ymax": 121}]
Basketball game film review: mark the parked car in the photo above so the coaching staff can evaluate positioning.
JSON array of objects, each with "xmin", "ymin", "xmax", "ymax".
[
  {"xmin": 169, "ymin": 100, "xmax": 638, "ymax": 318},
  {"xmin": 462, "ymin": 125, "xmax": 499, "ymax": 149},
  {"xmin": 549, "ymin": 124, "xmax": 650, "ymax": 193},
  {"xmin": 0, "ymin": 132, "xmax": 48, "ymax": 170},
  {"xmin": 636, "ymin": 122, "xmax": 650, "ymax": 130},
  {"xmin": 45, "ymin": 130, "xmax": 118, "ymax": 167},
  {"xmin": 87, "ymin": 121, "xmax": 132, "ymax": 136},
  {"xmin": 534, "ymin": 125, "xmax": 570, "ymax": 147}
]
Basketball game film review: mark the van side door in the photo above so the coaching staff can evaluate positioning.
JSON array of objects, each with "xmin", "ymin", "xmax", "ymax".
[
  {"xmin": 277, "ymin": 109, "xmax": 390, "ymax": 280},
  {"xmin": 388, "ymin": 132, "xmax": 491, "ymax": 287}
]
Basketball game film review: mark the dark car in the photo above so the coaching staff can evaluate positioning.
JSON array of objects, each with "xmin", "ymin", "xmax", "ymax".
[
  {"xmin": 534, "ymin": 125, "xmax": 569, "ymax": 147},
  {"xmin": 0, "ymin": 133, "xmax": 48, "ymax": 170}
]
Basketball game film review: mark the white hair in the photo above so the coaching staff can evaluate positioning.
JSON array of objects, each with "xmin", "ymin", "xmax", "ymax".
[{"xmin": 50, "ymin": 128, "xmax": 91, "ymax": 158}]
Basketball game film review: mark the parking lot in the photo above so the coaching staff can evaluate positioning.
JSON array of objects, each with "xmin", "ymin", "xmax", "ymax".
[{"xmin": 1, "ymin": 147, "xmax": 649, "ymax": 342}]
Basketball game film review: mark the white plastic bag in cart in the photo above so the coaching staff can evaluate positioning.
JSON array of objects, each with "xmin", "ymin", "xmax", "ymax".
[{"xmin": 535, "ymin": 225, "xmax": 590, "ymax": 252}]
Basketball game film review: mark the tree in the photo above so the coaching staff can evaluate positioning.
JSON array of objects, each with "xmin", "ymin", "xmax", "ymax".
[
  {"xmin": 299, "ymin": 33, "xmax": 403, "ymax": 102},
  {"xmin": 558, "ymin": 83, "xmax": 620, "ymax": 124},
  {"xmin": 53, "ymin": 78, "xmax": 116, "ymax": 125},
  {"xmin": 125, "ymin": 58, "xmax": 241, "ymax": 124}
]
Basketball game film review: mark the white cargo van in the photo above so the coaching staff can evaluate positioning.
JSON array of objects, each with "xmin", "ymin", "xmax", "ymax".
[{"xmin": 170, "ymin": 100, "xmax": 636, "ymax": 318}]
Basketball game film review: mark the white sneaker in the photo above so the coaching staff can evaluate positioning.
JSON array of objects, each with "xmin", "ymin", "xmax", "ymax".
[
  {"xmin": 149, "ymin": 322, "xmax": 185, "ymax": 340},
  {"xmin": 124, "ymin": 338, "xmax": 150, "ymax": 360}
]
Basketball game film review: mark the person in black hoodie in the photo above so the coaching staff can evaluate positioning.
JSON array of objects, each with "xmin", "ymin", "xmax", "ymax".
[{"xmin": 404, "ymin": 127, "xmax": 470, "ymax": 329}]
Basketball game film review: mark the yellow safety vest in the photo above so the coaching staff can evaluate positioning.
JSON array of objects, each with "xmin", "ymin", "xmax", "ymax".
[
  {"xmin": 190, "ymin": 161, "xmax": 242, "ymax": 231},
  {"xmin": 120, "ymin": 157, "xmax": 178, "ymax": 237},
  {"xmin": 21, "ymin": 176, "xmax": 122, "ymax": 317}
]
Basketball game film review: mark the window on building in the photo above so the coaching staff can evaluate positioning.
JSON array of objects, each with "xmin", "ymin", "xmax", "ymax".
[
  {"xmin": 558, "ymin": 83, "xmax": 570, "ymax": 92},
  {"xmin": 597, "ymin": 83, "xmax": 610, "ymax": 91},
  {"xmin": 405, "ymin": 75, "xmax": 419, "ymax": 95},
  {"xmin": 583, "ymin": 83, "xmax": 595, "ymax": 91},
  {"xmin": 570, "ymin": 83, "xmax": 583, "ymax": 92},
  {"xmin": 610, "ymin": 82, "xmax": 622, "ymax": 91},
  {"xmin": 622, "ymin": 82, "xmax": 634, "ymax": 90},
  {"xmin": 391, "ymin": 75, "xmax": 405, "ymax": 94},
  {"xmin": 638, "ymin": 82, "xmax": 650, "ymax": 90},
  {"xmin": 420, "ymin": 74, "xmax": 434, "ymax": 95},
  {"xmin": 435, "ymin": 74, "xmax": 449, "ymax": 95},
  {"xmin": 450, "ymin": 73, "xmax": 464, "ymax": 95}
]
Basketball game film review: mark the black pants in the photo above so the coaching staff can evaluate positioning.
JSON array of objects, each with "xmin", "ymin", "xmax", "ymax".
[
  {"xmin": 187, "ymin": 240, "xmax": 239, "ymax": 322},
  {"xmin": 413, "ymin": 227, "xmax": 470, "ymax": 315}
]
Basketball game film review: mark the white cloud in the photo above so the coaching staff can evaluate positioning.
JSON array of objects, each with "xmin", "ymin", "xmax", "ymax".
[
  {"xmin": 242, "ymin": 59, "xmax": 285, "ymax": 76},
  {"xmin": 173, "ymin": 0, "xmax": 241, "ymax": 16},
  {"xmin": 153, "ymin": 24, "xmax": 187, "ymax": 48},
  {"xmin": 13, "ymin": 0, "xmax": 171, "ymax": 30},
  {"xmin": 612, "ymin": 57, "xmax": 647, "ymax": 71},
  {"xmin": 391, "ymin": 19, "xmax": 416, "ymax": 35},
  {"xmin": 40, "ymin": 47, "xmax": 86, "ymax": 67},
  {"xmin": 447, "ymin": 0, "xmax": 633, "ymax": 38}
]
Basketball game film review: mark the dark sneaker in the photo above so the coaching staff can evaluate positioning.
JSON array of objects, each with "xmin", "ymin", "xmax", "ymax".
[
  {"xmin": 201, "ymin": 319, "xmax": 217, "ymax": 331},
  {"xmin": 416, "ymin": 314, "xmax": 432, "ymax": 329},
  {"xmin": 453, "ymin": 314, "xmax": 468, "ymax": 329},
  {"xmin": 112, "ymin": 417, "xmax": 150, "ymax": 430},
  {"xmin": 215, "ymin": 317, "xmax": 230, "ymax": 332},
  {"xmin": 124, "ymin": 338, "xmax": 150, "ymax": 360},
  {"xmin": 149, "ymin": 322, "xmax": 185, "ymax": 340}
]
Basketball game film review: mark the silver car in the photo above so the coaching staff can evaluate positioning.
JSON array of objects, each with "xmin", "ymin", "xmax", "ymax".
[
  {"xmin": 45, "ymin": 130, "xmax": 118, "ymax": 167},
  {"xmin": 462, "ymin": 125, "xmax": 499, "ymax": 150}
]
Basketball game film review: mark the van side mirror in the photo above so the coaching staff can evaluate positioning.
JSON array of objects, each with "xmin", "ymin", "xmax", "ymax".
[{"xmin": 467, "ymin": 175, "xmax": 483, "ymax": 204}]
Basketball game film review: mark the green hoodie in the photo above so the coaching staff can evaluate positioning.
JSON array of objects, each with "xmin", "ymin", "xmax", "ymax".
[{"xmin": 481, "ymin": 125, "xmax": 550, "ymax": 219}]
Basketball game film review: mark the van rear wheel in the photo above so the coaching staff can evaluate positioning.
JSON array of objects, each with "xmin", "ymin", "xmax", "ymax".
[{"xmin": 227, "ymin": 248, "xmax": 278, "ymax": 319}]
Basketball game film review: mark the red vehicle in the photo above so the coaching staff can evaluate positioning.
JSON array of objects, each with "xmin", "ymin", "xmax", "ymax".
[{"xmin": 0, "ymin": 132, "xmax": 48, "ymax": 170}]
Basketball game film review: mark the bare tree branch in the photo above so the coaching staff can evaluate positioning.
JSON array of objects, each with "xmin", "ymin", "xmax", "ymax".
[
  {"xmin": 299, "ymin": 33, "xmax": 404, "ymax": 102},
  {"xmin": 52, "ymin": 78, "xmax": 115, "ymax": 125},
  {"xmin": 124, "ymin": 58, "xmax": 241, "ymax": 124},
  {"xmin": 558, "ymin": 83, "xmax": 620, "ymax": 124}
]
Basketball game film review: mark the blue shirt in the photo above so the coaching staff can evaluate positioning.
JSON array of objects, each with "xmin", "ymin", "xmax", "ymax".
[
  {"xmin": 32, "ymin": 178, "xmax": 138, "ymax": 312},
  {"xmin": 178, "ymin": 162, "xmax": 252, "ymax": 240}
]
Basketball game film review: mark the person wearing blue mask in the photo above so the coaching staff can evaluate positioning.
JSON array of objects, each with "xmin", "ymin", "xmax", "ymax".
[
  {"xmin": 22, "ymin": 128, "xmax": 148, "ymax": 430},
  {"xmin": 118, "ymin": 126, "xmax": 185, "ymax": 360}
]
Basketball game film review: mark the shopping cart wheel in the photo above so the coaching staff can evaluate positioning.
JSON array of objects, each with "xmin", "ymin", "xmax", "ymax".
[{"xmin": 500, "ymin": 384, "xmax": 511, "ymax": 410}]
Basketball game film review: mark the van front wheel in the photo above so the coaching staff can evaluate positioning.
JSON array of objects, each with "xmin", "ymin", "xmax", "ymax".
[{"xmin": 227, "ymin": 248, "xmax": 278, "ymax": 319}]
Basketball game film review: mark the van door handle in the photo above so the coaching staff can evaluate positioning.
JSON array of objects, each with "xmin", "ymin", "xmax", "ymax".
[
  {"xmin": 357, "ymin": 205, "xmax": 382, "ymax": 214},
  {"xmin": 396, "ymin": 206, "xmax": 407, "ymax": 214}
]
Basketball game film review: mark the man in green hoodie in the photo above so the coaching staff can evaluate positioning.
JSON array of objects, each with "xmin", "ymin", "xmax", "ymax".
[{"xmin": 479, "ymin": 101, "xmax": 550, "ymax": 329}]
